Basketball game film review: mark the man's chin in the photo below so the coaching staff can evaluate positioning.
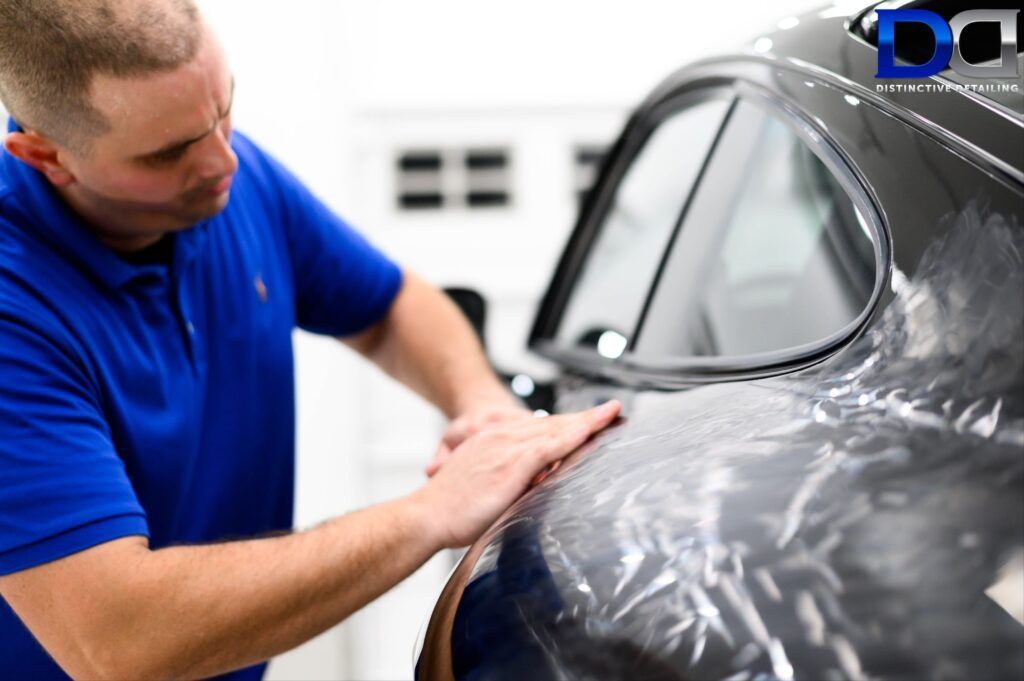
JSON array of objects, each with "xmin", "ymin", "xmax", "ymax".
[{"xmin": 176, "ymin": 190, "xmax": 232, "ymax": 227}]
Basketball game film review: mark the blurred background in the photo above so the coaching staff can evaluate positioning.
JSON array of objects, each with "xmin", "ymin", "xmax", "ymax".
[{"xmin": 4, "ymin": 1, "xmax": 831, "ymax": 678}]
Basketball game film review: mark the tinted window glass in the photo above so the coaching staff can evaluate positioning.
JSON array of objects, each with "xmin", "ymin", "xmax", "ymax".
[
  {"xmin": 634, "ymin": 99, "xmax": 877, "ymax": 360},
  {"xmin": 554, "ymin": 95, "xmax": 732, "ymax": 356}
]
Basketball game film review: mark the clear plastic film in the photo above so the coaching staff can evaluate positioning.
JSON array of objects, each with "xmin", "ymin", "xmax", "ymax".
[{"xmin": 418, "ymin": 208, "xmax": 1024, "ymax": 681}]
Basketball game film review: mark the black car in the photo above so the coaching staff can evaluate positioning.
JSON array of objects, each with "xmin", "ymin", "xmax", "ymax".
[{"xmin": 419, "ymin": 1, "xmax": 1024, "ymax": 679}]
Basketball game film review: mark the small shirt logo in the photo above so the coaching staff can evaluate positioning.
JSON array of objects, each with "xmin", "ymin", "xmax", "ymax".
[{"xmin": 254, "ymin": 274, "xmax": 268, "ymax": 303}]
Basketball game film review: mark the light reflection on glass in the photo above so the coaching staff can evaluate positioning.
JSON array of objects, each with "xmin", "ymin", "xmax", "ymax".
[
  {"xmin": 511, "ymin": 373, "xmax": 535, "ymax": 398},
  {"xmin": 597, "ymin": 330, "xmax": 628, "ymax": 359}
]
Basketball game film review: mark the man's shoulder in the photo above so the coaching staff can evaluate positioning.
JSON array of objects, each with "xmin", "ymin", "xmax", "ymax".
[
  {"xmin": 223, "ymin": 130, "xmax": 325, "ymax": 239},
  {"xmin": 0, "ymin": 262, "xmax": 75, "ymax": 366},
  {"xmin": 0, "ymin": 170, "xmax": 26, "ymax": 226},
  {"xmin": 230, "ymin": 129, "xmax": 262, "ymax": 162},
  {"xmin": 0, "ymin": 206, "xmax": 83, "ymax": 346},
  {"xmin": 0, "ymin": 202, "xmax": 49, "ymax": 289}
]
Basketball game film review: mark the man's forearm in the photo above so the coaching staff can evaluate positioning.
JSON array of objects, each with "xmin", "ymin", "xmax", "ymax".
[
  {"xmin": 346, "ymin": 272, "xmax": 515, "ymax": 418},
  {"xmin": 4, "ymin": 496, "xmax": 440, "ymax": 680}
]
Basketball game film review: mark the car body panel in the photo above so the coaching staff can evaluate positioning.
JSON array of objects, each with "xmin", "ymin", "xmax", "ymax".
[{"xmin": 420, "ymin": 207, "xmax": 1023, "ymax": 680}]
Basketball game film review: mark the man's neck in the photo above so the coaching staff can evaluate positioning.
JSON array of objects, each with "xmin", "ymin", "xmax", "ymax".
[{"xmin": 56, "ymin": 183, "xmax": 171, "ymax": 254}]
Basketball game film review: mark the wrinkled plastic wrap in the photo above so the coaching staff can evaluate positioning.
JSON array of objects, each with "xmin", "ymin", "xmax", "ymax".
[{"xmin": 418, "ymin": 209, "xmax": 1024, "ymax": 681}]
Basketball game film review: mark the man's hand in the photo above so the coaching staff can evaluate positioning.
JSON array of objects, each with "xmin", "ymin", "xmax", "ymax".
[
  {"xmin": 426, "ymin": 402, "xmax": 534, "ymax": 477},
  {"xmin": 413, "ymin": 400, "xmax": 620, "ymax": 548}
]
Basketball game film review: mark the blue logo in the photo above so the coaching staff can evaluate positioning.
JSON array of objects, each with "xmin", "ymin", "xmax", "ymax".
[{"xmin": 876, "ymin": 9, "xmax": 1019, "ymax": 78}]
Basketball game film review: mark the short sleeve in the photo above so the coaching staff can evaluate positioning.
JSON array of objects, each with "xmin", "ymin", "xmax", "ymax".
[
  {"xmin": 0, "ymin": 317, "xmax": 148, "ymax": 575},
  {"xmin": 236, "ymin": 135, "xmax": 403, "ymax": 337}
]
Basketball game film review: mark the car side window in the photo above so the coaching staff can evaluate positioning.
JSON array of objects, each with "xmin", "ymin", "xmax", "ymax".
[
  {"xmin": 554, "ymin": 94, "xmax": 733, "ymax": 357},
  {"xmin": 633, "ymin": 97, "xmax": 878, "ymax": 361}
]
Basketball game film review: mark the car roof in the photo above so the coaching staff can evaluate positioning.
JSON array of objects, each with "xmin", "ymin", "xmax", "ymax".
[{"xmin": 645, "ymin": 1, "xmax": 1023, "ymax": 188}]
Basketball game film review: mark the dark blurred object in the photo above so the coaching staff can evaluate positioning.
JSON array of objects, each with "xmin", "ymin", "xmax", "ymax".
[
  {"xmin": 443, "ymin": 286, "xmax": 554, "ymax": 413},
  {"xmin": 443, "ymin": 287, "xmax": 487, "ymax": 346}
]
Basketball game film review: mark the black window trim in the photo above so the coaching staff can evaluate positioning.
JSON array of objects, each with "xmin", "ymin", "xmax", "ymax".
[
  {"xmin": 529, "ymin": 77, "xmax": 892, "ymax": 385},
  {"xmin": 627, "ymin": 96, "xmax": 739, "ymax": 355},
  {"xmin": 528, "ymin": 80, "xmax": 737, "ymax": 344}
]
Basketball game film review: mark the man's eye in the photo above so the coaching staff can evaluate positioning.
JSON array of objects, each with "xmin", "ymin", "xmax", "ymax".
[{"xmin": 147, "ymin": 147, "xmax": 188, "ymax": 165}]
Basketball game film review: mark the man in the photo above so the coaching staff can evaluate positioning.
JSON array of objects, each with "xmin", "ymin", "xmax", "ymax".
[{"xmin": 0, "ymin": 1, "xmax": 620, "ymax": 679}]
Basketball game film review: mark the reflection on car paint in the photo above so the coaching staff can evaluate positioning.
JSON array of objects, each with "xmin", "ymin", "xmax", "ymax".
[{"xmin": 419, "ymin": 207, "xmax": 1024, "ymax": 680}]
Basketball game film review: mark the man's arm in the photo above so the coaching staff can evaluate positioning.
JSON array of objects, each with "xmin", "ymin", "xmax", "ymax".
[
  {"xmin": 345, "ymin": 270, "xmax": 534, "ymax": 475},
  {"xmin": 0, "ymin": 402, "xmax": 620, "ymax": 680},
  {"xmin": 343, "ymin": 271, "xmax": 518, "ymax": 420},
  {"xmin": 3, "ymin": 501, "xmax": 433, "ymax": 680}
]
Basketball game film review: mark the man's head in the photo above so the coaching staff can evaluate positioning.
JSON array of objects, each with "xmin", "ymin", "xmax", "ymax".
[{"xmin": 0, "ymin": 0, "xmax": 238, "ymax": 250}]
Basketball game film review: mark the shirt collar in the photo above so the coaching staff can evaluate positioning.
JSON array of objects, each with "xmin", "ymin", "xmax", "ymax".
[{"xmin": 2, "ymin": 117, "xmax": 207, "ymax": 290}]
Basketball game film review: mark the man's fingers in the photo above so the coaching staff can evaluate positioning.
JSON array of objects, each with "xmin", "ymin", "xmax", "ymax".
[
  {"xmin": 442, "ymin": 406, "xmax": 531, "ymax": 450},
  {"xmin": 425, "ymin": 443, "xmax": 451, "ymax": 477},
  {"xmin": 502, "ymin": 400, "xmax": 621, "ymax": 440},
  {"xmin": 585, "ymin": 399, "xmax": 621, "ymax": 427},
  {"xmin": 540, "ymin": 400, "xmax": 620, "ymax": 437},
  {"xmin": 442, "ymin": 421, "xmax": 473, "ymax": 449},
  {"xmin": 434, "ymin": 400, "xmax": 620, "ymax": 477},
  {"xmin": 531, "ymin": 400, "xmax": 620, "ymax": 465}
]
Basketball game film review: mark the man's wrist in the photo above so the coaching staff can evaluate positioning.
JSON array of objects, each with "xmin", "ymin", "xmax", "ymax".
[
  {"xmin": 392, "ymin": 492, "xmax": 449, "ymax": 555},
  {"xmin": 451, "ymin": 380, "xmax": 520, "ymax": 418}
]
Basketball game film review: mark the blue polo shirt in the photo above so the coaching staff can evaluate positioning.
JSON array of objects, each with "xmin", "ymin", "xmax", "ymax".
[{"xmin": 0, "ymin": 119, "xmax": 403, "ymax": 680}]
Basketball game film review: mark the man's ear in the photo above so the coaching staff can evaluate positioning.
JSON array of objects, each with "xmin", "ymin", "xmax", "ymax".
[{"xmin": 3, "ymin": 131, "xmax": 76, "ymax": 186}]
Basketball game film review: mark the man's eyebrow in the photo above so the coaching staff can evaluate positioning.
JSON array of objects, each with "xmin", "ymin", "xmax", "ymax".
[{"xmin": 136, "ymin": 76, "xmax": 236, "ymax": 159}]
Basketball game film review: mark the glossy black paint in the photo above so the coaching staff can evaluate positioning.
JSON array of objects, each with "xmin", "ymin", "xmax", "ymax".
[{"xmin": 418, "ymin": 5, "xmax": 1024, "ymax": 680}]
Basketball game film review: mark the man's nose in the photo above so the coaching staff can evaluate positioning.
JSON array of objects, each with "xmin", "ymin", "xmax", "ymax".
[{"xmin": 195, "ymin": 126, "xmax": 238, "ymax": 180}]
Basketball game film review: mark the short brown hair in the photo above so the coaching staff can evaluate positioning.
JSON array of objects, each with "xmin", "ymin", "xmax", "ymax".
[{"xmin": 0, "ymin": 0, "xmax": 201, "ymax": 151}]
